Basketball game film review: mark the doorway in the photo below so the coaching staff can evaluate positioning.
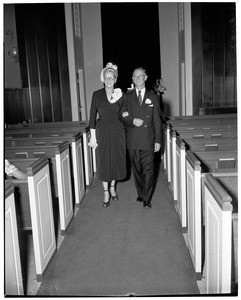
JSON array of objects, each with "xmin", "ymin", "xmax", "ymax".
[{"xmin": 101, "ymin": 3, "xmax": 161, "ymax": 91}]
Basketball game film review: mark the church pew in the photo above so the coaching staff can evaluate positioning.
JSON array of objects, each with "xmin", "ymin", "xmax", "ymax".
[
  {"xmin": 203, "ymin": 173, "xmax": 238, "ymax": 294},
  {"xmin": 185, "ymin": 150, "xmax": 237, "ymax": 280},
  {"xmin": 5, "ymin": 125, "xmax": 94, "ymax": 186},
  {"xmin": 5, "ymin": 132, "xmax": 85, "ymax": 207},
  {"xmin": 162, "ymin": 122, "xmax": 237, "ymax": 183},
  {"xmin": 171, "ymin": 134, "xmax": 237, "ymax": 203},
  {"xmin": 5, "ymin": 142, "xmax": 74, "ymax": 235},
  {"xmin": 5, "ymin": 182, "xmax": 24, "ymax": 295},
  {"xmin": 5, "ymin": 156, "xmax": 57, "ymax": 283},
  {"xmin": 167, "ymin": 114, "xmax": 237, "ymax": 127},
  {"xmin": 168, "ymin": 122, "xmax": 237, "ymax": 131},
  {"xmin": 6, "ymin": 121, "xmax": 88, "ymax": 129},
  {"xmin": 165, "ymin": 113, "xmax": 237, "ymax": 121}
]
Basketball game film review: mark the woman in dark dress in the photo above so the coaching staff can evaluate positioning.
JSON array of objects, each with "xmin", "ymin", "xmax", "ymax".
[{"xmin": 88, "ymin": 62, "xmax": 126, "ymax": 207}]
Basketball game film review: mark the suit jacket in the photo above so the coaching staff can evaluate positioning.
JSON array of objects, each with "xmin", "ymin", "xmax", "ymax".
[{"xmin": 122, "ymin": 89, "xmax": 161, "ymax": 151}]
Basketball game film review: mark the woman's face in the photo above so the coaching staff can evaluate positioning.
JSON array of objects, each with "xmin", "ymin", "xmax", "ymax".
[{"xmin": 104, "ymin": 70, "xmax": 116, "ymax": 89}]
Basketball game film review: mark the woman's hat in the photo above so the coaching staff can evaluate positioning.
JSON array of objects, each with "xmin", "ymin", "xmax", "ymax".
[{"xmin": 100, "ymin": 62, "xmax": 118, "ymax": 83}]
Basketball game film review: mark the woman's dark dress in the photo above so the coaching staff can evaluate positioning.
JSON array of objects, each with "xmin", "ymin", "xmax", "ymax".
[{"xmin": 89, "ymin": 88, "xmax": 126, "ymax": 182}]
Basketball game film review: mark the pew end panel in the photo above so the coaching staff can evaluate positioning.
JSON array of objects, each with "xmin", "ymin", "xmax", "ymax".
[
  {"xmin": 5, "ymin": 182, "xmax": 24, "ymax": 295},
  {"xmin": 211, "ymin": 174, "xmax": 238, "ymax": 291},
  {"xmin": 175, "ymin": 136, "xmax": 187, "ymax": 231},
  {"xmin": 26, "ymin": 156, "xmax": 57, "ymax": 281},
  {"xmin": 71, "ymin": 135, "xmax": 86, "ymax": 206},
  {"xmin": 204, "ymin": 174, "xmax": 233, "ymax": 294},
  {"xmin": 170, "ymin": 129, "xmax": 177, "ymax": 202},
  {"xmin": 163, "ymin": 123, "xmax": 171, "ymax": 182},
  {"xmin": 6, "ymin": 179, "xmax": 31, "ymax": 230},
  {"xmin": 55, "ymin": 142, "xmax": 74, "ymax": 235},
  {"xmin": 161, "ymin": 119, "xmax": 167, "ymax": 171},
  {"xmin": 186, "ymin": 150, "xmax": 202, "ymax": 280}
]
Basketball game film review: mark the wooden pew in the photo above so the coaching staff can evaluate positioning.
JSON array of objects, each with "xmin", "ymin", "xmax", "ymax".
[
  {"xmin": 162, "ymin": 122, "xmax": 237, "ymax": 183},
  {"xmin": 167, "ymin": 118, "xmax": 237, "ymax": 129},
  {"xmin": 5, "ymin": 125, "xmax": 94, "ymax": 187},
  {"xmin": 5, "ymin": 156, "xmax": 57, "ymax": 282},
  {"xmin": 5, "ymin": 182, "xmax": 24, "ymax": 295},
  {"xmin": 6, "ymin": 121, "xmax": 88, "ymax": 129},
  {"xmin": 185, "ymin": 150, "xmax": 237, "ymax": 280},
  {"xmin": 171, "ymin": 135, "xmax": 237, "ymax": 205},
  {"xmin": 203, "ymin": 173, "xmax": 238, "ymax": 294},
  {"xmin": 165, "ymin": 113, "xmax": 237, "ymax": 121},
  {"xmin": 5, "ymin": 142, "xmax": 74, "ymax": 235},
  {"xmin": 5, "ymin": 132, "xmax": 85, "ymax": 207}
]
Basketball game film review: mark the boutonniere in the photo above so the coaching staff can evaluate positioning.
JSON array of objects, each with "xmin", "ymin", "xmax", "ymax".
[
  {"xmin": 145, "ymin": 99, "xmax": 152, "ymax": 105},
  {"xmin": 109, "ymin": 88, "xmax": 122, "ymax": 103}
]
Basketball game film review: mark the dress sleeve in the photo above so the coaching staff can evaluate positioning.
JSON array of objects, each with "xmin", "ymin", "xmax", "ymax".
[
  {"xmin": 89, "ymin": 92, "xmax": 97, "ymax": 129},
  {"xmin": 120, "ymin": 93, "xmax": 135, "ymax": 127}
]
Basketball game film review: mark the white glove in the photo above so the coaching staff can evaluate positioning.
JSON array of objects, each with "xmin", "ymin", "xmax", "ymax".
[{"xmin": 88, "ymin": 129, "xmax": 98, "ymax": 149}]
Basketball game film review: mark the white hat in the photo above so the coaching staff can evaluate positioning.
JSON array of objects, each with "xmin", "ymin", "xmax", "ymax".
[{"xmin": 100, "ymin": 62, "xmax": 118, "ymax": 83}]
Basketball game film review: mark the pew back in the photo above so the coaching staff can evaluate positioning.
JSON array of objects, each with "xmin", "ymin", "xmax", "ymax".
[
  {"xmin": 5, "ymin": 157, "xmax": 57, "ymax": 282},
  {"xmin": 5, "ymin": 126, "xmax": 94, "ymax": 185},
  {"xmin": 5, "ymin": 182, "xmax": 24, "ymax": 295},
  {"xmin": 5, "ymin": 142, "xmax": 74, "ymax": 235},
  {"xmin": 204, "ymin": 173, "xmax": 237, "ymax": 293}
]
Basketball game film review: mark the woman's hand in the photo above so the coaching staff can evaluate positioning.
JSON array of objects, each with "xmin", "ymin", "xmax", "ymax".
[
  {"xmin": 88, "ymin": 128, "xmax": 98, "ymax": 149},
  {"xmin": 88, "ymin": 138, "xmax": 98, "ymax": 149}
]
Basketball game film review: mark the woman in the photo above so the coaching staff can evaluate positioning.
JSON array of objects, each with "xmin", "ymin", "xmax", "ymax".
[{"xmin": 88, "ymin": 62, "xmax": 126, "ymax": 207}]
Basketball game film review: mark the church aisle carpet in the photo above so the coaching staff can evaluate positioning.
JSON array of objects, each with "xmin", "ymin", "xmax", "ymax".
[{"xmin": 37, "ymin": 169, "xmax": 200, "ymax": 296}]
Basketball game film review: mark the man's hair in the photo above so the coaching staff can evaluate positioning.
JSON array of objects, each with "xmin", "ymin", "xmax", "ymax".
[{"xmin": 132, "ymin": 67, "xmax": 147, "ymax": 76}]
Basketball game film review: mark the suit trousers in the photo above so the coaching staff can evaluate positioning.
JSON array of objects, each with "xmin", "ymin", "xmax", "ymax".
[{"xmin": 129, "ymin": 149, "xmax": 154, "ymax": 202}]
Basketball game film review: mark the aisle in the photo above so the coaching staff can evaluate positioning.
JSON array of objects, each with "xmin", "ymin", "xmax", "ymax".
[{"xmin": 37, "ymin": 168, "xmax": 200, "ymax": 296}]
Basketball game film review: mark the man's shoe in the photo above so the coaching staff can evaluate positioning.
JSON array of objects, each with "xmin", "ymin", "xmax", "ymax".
[
  {"xmin": 136, "ymin": 197, "xmax": 143, "ymax": 202},
  {"xmin": 143, "ymin": 201, "xmax": 152, "ymax": 208}
]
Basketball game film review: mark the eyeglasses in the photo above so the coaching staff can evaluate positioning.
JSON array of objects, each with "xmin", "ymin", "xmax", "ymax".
[
  {"xmin": 104, "ymin": 77, "xmax": 115, "ymax": 81},
  {"xmin": 133, "ymin": 74, "xmax": 145, "ymax": 79}
]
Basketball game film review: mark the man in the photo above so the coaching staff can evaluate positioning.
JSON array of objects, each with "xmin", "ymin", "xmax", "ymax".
[{"xmin": 122, "ymin": 67, "xmax": 161, "ymax": 208}]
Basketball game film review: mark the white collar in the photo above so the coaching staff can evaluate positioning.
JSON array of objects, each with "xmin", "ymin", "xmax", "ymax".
[{"xmin": 136, "ymin": 88, "xmax": 145, "ymax": 96}]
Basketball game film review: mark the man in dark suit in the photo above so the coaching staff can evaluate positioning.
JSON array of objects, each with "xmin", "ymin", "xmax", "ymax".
[{"xmin": 122, "ymin": 67, "xmax": 161, "ymax": 208}]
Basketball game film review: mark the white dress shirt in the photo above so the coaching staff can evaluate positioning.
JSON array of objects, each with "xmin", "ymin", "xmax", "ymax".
[{"xmin": 136, "ymin": 88, "xmax": 145, "ymax": 104}]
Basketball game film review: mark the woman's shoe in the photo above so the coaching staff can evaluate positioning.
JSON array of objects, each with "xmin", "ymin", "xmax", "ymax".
[
  {"xmin": 110, "ymin": 185, "xmax": 118, "ymax": 201},
  {"xmin": 103, "ymin": 190, "xmax": 110, "ymax": 207}
]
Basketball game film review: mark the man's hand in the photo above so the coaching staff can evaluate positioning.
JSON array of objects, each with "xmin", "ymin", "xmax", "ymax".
[
  {"xmin": 133, "ymin": 118, "xmax": 143, "ymax": 127},
  {"xmin": 154, "ymin": 143, "xmax": 161, "ymax": 152},
  {"xmin": 122, "ymin": 111, "xmax": 129, "ymax": 117}
]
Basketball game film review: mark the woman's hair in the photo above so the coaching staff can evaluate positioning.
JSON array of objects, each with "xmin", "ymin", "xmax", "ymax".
[{"xmin": 100, "ymin": 62, "xmax": 118, "ymax": 83}]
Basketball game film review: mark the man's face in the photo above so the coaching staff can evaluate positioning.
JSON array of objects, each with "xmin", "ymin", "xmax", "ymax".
[{"xmin": 132, "ymin": 69, "xmax": 147, "ymax": 89}]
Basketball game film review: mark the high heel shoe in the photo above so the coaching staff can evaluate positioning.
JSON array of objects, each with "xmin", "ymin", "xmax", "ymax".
[
  {"xmin": 103, "ymin": 190, "xmax": 110, "ymax": 207},
  {"xmin": 110, "ymin": 185, "xmax": 118, "ymax": 201}
]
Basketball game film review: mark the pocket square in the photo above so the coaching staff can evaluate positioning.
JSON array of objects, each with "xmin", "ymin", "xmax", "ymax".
[{"xmin": 145, "ymin": 99, "xmax": 152, "ymax": 104}]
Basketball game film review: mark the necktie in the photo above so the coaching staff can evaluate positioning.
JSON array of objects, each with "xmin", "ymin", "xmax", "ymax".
[{"xmin": 138, "ymin": 90, "xmax": 142, "ymax": 105}]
